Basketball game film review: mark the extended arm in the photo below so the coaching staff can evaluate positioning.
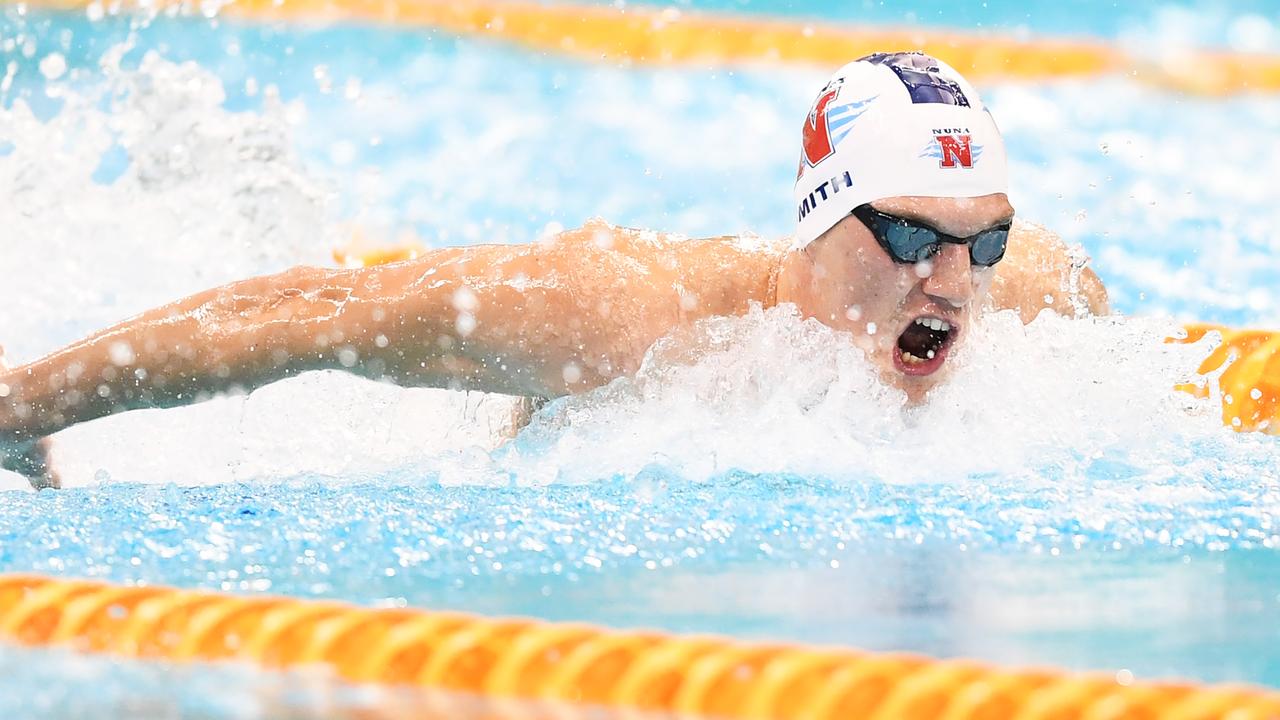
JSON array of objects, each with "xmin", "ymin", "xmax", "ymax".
[{"xmin": 1, "ymin": 225, "xmax": 687, "ymax": 483}]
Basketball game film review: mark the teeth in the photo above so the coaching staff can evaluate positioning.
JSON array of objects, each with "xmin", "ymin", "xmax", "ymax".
[
  {"xmin": 914, "ymin": 318, "xmax": 952, "ymax": 332},
  {"xmin": 901, "ymin": 350, "xmax": 939, "ymax": 365}
]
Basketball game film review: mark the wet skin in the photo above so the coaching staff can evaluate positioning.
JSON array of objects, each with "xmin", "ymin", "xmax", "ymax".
[
  {"xmin": 0, "ymin": 193, "xmax": 1107, "ymax": 487},
  {"xmin": 780, "ymin": 193, "xmax": 1014, "ymax": 402}
]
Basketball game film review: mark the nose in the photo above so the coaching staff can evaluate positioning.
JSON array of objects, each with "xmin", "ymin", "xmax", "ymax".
[{"xmin": 921, "ymin": 243, "xmax": 975, "ymax": 308}]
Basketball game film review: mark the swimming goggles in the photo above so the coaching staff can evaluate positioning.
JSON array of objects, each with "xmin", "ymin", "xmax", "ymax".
[{"xmin": 850, "ymin": 204, "xmax": 1010, "ymax": 267}]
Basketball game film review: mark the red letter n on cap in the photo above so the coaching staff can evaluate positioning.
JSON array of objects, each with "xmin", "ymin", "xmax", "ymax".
[{"xmin": 936, "ymin": 134, "xmax": 974, "ymax": 168}]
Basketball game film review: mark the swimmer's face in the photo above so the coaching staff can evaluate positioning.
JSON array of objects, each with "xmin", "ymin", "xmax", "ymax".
[{"xmin": 801, "ymin": 193, "xmax": 1014, "ymax": 401}]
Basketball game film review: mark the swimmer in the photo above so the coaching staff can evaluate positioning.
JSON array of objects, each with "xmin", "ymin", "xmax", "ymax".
[{"xmin": 0, "ymin": 52, "xmax": 1107, "ymax": 489}]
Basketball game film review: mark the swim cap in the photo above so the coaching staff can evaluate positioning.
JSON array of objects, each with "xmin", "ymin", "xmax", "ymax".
[{"xmin": 793, "ymin": 52, "xmax": 1009, "ymax": 247}]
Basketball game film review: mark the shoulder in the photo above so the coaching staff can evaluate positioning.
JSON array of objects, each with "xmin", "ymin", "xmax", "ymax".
[
  {"xmin": 551, "ymin": 219, "xmax": 783, "ymax": 282},
  {"xmin": 550, "ymin": 219, "xmax": 785, "ymax": 260},
  {"xmin": 548, "ymin": 219, "xmax": 784, "ymax": 319},
  {"xmin": 986, "ymin": 219, "xmax": 1109, "ymax": 322}
]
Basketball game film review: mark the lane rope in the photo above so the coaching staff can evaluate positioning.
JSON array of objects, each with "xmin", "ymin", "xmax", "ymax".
[
  {"xmin": 1172, "ymin": 324, "xmax": 1280, "ymax": 435},
  {"xmin": 15, "ymin": 0, "xmax": 1280, "ymax": 94},
  {"xmin": 2, "ymin": 574, "xmax": 1278, "ymax": 719}
]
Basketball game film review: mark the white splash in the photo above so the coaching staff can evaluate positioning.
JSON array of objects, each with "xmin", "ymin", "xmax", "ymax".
[
  {"xmin": 0, "ymin": 49, "xmax": 336, "ymax": 361},
  {"xmin": 494, "ymin": 305, "xmax": 1234, "ymax": 486},
  {"xmin": 0, "ymin": 50, "xmax": 420, "ymax": 488},
  {"xmin": 0, "ymin": 48, "xmax": 1267, "ymax": 491}
]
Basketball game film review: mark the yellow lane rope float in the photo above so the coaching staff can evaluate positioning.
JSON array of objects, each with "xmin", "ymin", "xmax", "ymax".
[
  {"xmin": 18, "ymin": 0, "xmax": 1280, "ymax": 95},
  {"xmin": 336, "ymin": 243, "xmax": 1280, "ymax": 436},
  {"xmin": 2, "ymin": 574, "xmax": 1279, "ymax": 719},
  {"xmin": 1173, "ymin": 324, "xmax": 1280, "ymax": 435}
]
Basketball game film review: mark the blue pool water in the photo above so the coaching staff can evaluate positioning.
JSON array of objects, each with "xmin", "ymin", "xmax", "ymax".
[{"xmin": 1, "ymin": 1, "xmax": 1279, "ymax": 716}]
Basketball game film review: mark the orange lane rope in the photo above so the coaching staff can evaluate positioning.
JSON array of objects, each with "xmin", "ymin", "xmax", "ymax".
[
  {"xmin": 1, "ymin": 574, "xmax": 1278, "ymax": 719},
  {"xmin": 19, "ymin": 0, "xmax": 1280, "ymax": 95},
  {"xmin": 1173, "ymin": 324, "xmax": 1280, "ymax": 435}
]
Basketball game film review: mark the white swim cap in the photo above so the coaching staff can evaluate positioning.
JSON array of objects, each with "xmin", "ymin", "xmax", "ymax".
[{"xmin": 793, "ymin": 52, "xmax": 1009, "ymax": 247}]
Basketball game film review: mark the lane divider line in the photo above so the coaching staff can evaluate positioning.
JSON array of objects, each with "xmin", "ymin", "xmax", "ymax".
[
  {"xmin": 1, "ymin": 574, "xmax": 1278, "ymax": 718},
  {"xmin": 17, "ymin": 0, "xmax": 1280, "ymax": 94},
  {"xmin": 1173, "ymin": 323, "xmax": 1280, "ymax": 435}
]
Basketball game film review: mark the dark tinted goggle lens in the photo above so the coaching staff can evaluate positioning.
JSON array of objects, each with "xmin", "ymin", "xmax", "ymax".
[
  {"xmin": 968, "ymin": 227, "xmax": 1008, "ymax": 266},
  {"xmin": 882, "ymin": 222, "xmax": 940, "ymax": 264},
  {"xmin": 856, "ymin": 206, "xmax": 1009, "ymax": 267}
]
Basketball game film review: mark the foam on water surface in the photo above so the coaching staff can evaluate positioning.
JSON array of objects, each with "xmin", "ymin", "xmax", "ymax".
[
  {"xmin": 0, "ymin": 47, "xmax": 337, "ymax": 360},
  {"xmin": 496, "ymin": 306, "xmax": 1234, "ymax": 486}
]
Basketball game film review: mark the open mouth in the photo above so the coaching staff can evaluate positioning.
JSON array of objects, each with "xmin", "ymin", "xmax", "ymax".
[{"xmin": 894, "ymin": 316, "xmax": 958, "ymax": 376}]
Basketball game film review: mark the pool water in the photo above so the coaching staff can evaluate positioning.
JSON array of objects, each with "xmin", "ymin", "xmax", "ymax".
[{"xmin": 1, "ymin": 1, "xmax": 1279, "ymax": 716}]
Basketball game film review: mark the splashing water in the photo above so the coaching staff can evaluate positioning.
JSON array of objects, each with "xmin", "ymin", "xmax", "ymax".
[
  {"xmin": 493, "ymin": 304, "xmax": 1239, "ymax": 488},
  {"xmin": 0, "ymin": 48, "xmax": 336, "ymax": 361},
  {"xmin": 0, "ymin": 50, "xmax": 1266, "ymax": 492}
]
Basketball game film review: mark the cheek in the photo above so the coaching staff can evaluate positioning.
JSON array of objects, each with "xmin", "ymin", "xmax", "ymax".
[
  {"xmin": 827, "ymin": 245, "xmax": 915, "ymax": 330},
  {"xmin": 842, "ymin": 270, "xmax": 916, "ymax": 341},
  {"xmin": 854, "ymin": 265, "xmax": 917, "ymax": 309}
]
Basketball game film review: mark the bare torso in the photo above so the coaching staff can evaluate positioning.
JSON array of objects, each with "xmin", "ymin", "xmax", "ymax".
[{"xmin": 0, "ymin": 217, "xmax": 1105, "ymax": 488}]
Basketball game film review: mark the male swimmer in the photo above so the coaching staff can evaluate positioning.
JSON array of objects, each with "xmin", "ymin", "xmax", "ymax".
[{"xmin": 0, "ymin": 52, "xmax": 1106, "ymax": 489}]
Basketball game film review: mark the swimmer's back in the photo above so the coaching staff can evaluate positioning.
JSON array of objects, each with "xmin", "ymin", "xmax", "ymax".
[
  {"xmin": 354, "ymin": 220, "xmax": 786, "ymax": 397},
  {"xmin": 529, "ymin": 220, "xmax": 785, "ymax": 364}
]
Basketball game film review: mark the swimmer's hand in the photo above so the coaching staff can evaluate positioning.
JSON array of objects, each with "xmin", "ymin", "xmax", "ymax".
[
  {"xmin": 0, "ymin": 436, "xmax": 59, "ymax": 490},
  {"xmin": 0, "ymin": 347, "xmax": 60, "ymax": 490}
]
